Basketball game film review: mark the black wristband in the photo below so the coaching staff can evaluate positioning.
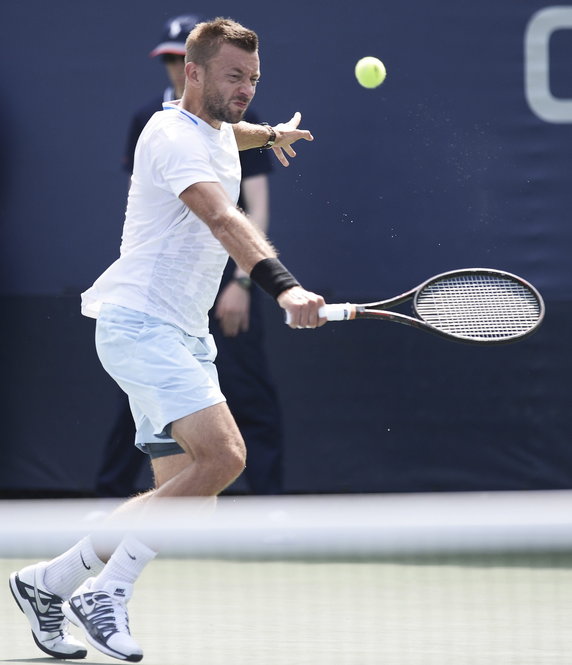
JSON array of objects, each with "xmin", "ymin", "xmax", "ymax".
[{"xmin": 250, "ymin": 258, "xmax": 300, "ymax": 300}]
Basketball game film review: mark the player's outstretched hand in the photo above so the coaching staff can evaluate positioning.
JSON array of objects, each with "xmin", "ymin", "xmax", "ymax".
[
  {"xmin": 278, "ymin": 285, "xmax": 326, "ymax": 329},
  {"xmin": 271, "ymin": 112, "xmax": 314, "ymax": 167}
]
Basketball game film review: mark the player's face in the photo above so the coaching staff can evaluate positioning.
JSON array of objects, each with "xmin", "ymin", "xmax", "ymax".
[{"xmin": 202, "ymin": 43, "xmax": 260, "ymax": 124}]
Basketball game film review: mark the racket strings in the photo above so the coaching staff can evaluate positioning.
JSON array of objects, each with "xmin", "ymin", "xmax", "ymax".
[{"xmin": 415, "ymin": 275, "xmax": 542, "ymax": 340}]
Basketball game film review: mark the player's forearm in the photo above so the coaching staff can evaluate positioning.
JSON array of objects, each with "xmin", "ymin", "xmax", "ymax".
[
  {"xmin": 211, "ymin": 209, "xmax": 302, "ymax": 300},
  {"xmin": 233, "ymin": 121, "xmax": 275, "ymax": 150},
  {"xmin": 210, "ymin": 207, "xmax": 312, "ymax": 310},
  {"xmin": 181, "ymin": 180, "xmax": 296, "ymax": 293},
  {"xmin": 181, "ymin": 181, "xmax": 273, "ymax": 271},
  {"xmin": 210, "ymin": 205, "xmax": 277, "ymax": 274},
  {"xmin": 234, "ymin": 113, "xmax": 313, "ymax": 167}
]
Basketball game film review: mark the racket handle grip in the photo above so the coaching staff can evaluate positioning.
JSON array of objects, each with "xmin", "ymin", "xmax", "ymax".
[
  {"xmin": 320, "ymin": 303, "xmax": 355, "ymax": 321},
  {"xmin": 285, "ymin": 303, "xmax": 354, "ymax": 325}
]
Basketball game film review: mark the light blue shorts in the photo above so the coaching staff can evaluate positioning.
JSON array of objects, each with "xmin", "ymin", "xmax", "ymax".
[{"xmin": 95, "ymin": 304, "xmax": 225, "ymax": 455}]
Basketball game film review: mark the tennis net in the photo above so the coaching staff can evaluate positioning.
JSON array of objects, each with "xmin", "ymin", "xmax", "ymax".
[{"xmin": 1, "ymin": 490, "xmax": 572, "ymax": 664}]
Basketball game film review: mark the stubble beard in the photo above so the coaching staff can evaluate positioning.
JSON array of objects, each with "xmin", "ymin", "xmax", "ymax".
[{"xmin": 204, "ymin": 87, "xmax": 248, "ymax": 124}]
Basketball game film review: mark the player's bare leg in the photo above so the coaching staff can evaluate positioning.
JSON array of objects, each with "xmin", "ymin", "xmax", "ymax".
[
  {"xmin": 155, "ymin": 402, "xmax": 246, "ymax": 496},
  {"xmin": 59, "ymin": 404, "xmax": 245, "ymax": 662},
  {"xmin": 103, "ymin": 401, "xmax": 246, "ymax": 526},
  {"xmin": 11, "ymin": 404, "xmax": 244, "ymax": 662}
]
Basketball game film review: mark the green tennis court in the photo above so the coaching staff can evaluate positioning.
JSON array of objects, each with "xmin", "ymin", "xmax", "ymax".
[{"xmin": 3, "ymin": 552, "xmax": 572, "ymax": 664}]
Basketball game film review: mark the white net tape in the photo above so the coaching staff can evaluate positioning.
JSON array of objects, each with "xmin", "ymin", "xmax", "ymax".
[{"xmin": 1, "ymin": 491, "xmax": 571, "ymax": 559}]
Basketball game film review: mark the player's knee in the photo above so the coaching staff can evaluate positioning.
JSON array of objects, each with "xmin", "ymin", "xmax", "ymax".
[{"xmin": 222, "ymin": 438, "xmax": 247, "ymax": 481}]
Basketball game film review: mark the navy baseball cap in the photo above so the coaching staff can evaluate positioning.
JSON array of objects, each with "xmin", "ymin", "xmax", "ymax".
[{"xmin": 149, "ymin": 14, "xmax": 202, "ymax": 57}]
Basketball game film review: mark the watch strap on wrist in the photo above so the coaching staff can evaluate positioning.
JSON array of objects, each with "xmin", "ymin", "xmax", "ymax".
[{"xmin": 260, "ymin": 122, "xmax": 276, "ymax": 149}]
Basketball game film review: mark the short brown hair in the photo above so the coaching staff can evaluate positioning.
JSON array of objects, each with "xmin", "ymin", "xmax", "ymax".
[{"xmin": 185, "ymin": 17, "xmax": 258, "ymax": 65}]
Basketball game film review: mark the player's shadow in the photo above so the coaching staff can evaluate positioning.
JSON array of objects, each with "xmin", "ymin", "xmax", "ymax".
[{"xmin": 1, "ymin": 660, "xmax": 105, "ymax": 664}]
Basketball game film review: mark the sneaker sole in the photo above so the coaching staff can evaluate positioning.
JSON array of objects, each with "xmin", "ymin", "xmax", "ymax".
[
  {"xmin": 9, "ymin": 573, "xmax": 87, "ymax": 660},
  {"xmin": 62, "ymin": 601, "xmax": 143, "ymax": 663}
]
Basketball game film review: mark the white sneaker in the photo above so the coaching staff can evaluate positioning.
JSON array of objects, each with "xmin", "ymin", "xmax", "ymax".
[
  {"xmin": 62, "ymin": 578, "xmax": 143, "ymax": 662},
  {"xmin": 9, "ymin": 561, "xmax": 88, "ymax": 659}
]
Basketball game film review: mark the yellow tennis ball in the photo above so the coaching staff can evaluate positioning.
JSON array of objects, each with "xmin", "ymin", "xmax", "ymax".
[{"xmin": 355, "ymin": 56, "xmax": 386, "ymax": 89}]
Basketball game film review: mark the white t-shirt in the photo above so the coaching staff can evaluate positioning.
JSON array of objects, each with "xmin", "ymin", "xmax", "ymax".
[{"xmin": 81, "ymin": 103, "xmax": 241, "ymax": 336}]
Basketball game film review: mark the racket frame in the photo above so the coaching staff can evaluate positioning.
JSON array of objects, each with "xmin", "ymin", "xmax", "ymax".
[{"xmin": 326, "ymin": 268, "xmax": 545, "ymax": 345}]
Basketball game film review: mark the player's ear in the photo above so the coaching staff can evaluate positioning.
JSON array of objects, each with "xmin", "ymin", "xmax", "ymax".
[{"xmin": 185, "ymin": 61, "xmax": 203, "ymax": 87}]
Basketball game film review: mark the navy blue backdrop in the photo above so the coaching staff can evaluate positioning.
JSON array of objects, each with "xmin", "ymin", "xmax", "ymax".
[{"xmin": 1, "ymin": 1, "xmax": 571, "ymax": 494}]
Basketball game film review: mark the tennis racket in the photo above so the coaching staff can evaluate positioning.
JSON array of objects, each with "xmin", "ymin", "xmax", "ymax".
[{"xmin": 312, "ymin": 268, "xmax": 545, "ymax": 345}]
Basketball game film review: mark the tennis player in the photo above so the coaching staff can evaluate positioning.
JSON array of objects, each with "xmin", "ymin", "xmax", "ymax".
[
  {"xmin": 96, "ymin": 13, "xmax": 286, "ymax": 498},
  {"xmin": 10, "ymin": 17, "xmax": 325, "ymax": 662}
]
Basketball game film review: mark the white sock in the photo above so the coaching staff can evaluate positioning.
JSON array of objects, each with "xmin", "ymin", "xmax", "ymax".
[
  {"xmin": 43, "ymin": 535, "xmax": 105, "ymax": 599},
  {"xmin": 91, "ymin": 536, "xmax": 157, "ymax": 600}
]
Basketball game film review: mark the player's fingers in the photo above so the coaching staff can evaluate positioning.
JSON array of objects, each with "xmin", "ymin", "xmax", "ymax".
[
  {"xmin": 311, "ymin": 296, "xmax": 327, "ymax": 328},
  {"xmin": 283, "ymin": 129, "xmax": 313, "ymax": 143},
  {"xmin": 289, "ymin": 111, "xmax": 301, "ymax": 128},
  {"xmin": 285, "ymin": 306, "xmax": 307, "ymax": 328},
  {"xmin": 288, "ymin": 316, "xmax": 318, "ymax": 330},
  {"xmin": 296, "ymin": 302, "xmax": 326, "ymax": 330},
  {"xmin": 272, "ymin": 146, "xmax": 290, "ymax": 167},
  {"xmin": 297, "ymin": 129, "xmax": 314, "ymax": 142}
]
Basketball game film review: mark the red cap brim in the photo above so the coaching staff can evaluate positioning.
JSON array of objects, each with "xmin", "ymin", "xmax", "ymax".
[{"xmin": 149, "ymin": 43, "xmax": 186, "ymax": 58}]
